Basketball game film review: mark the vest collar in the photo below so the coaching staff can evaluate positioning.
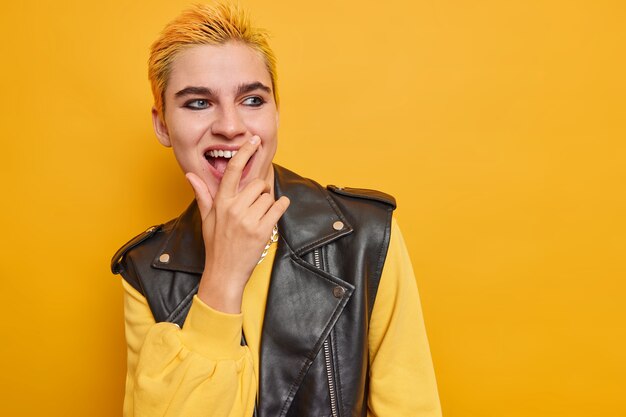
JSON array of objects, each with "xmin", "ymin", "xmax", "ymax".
[{"xmin": 151, "ymin": 164, "xmax": 353, "ymax": 273}]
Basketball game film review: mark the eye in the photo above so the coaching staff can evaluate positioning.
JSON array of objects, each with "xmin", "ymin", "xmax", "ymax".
[
  {"xmin": 242, "ymin": 96, "xmax": 265, "ymax": 107},
  {"xmin": 184, "ymin": 99, "xmax": 210, "ymax": 110}
]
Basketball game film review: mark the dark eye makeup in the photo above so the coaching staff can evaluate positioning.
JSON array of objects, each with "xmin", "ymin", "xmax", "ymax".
[
  {"xmin": 243, "ymin": 96, "xmax": 265, "ymax": 107},
  {"xmin": 184, "ymin": 99, "xmax": 209, "ymax": 110}
]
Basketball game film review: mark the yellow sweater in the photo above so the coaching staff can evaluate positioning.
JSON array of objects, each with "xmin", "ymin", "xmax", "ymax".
[{"xmin": 121, "ymin": 219, "xmax": 442, "ymax": 417}]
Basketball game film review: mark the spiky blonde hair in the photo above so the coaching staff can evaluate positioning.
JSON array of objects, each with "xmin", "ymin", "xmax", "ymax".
[{"xmin": 148, "ymin": 2, "xmax": 278, "ymax": 121}]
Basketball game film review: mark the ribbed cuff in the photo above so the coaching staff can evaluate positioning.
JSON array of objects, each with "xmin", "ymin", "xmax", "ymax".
[{"xmin": 179, "ymin": 295, "xmax": 246, "ymax": 360}]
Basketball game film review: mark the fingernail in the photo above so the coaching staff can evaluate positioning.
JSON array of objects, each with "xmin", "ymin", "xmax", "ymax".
[
  {"xmin": 185, "ymin": 173, "xmax": 197, "ymax": 188},
  {"xmin": 250, "ymin": 135, "xmax": 260, "ymax": 144}
]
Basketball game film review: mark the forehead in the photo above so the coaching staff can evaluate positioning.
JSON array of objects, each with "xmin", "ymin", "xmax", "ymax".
[{"xmin": 166, "ymin": 42, "xmax": 272, "ymax": 96}]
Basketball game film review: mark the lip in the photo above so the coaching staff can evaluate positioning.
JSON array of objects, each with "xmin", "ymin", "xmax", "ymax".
[{"xmin": 204, "ymin": 144, "xmax": 244, "ymax": 152}]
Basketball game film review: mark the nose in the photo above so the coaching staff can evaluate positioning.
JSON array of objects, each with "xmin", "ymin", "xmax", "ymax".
[{"xmin": 210, "ymin": 104, "xmax": 246, "ymax": 140}]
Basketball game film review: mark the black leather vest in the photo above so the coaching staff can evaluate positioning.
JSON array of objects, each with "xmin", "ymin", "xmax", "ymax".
[{"xmin": 112, "ymin": 165, "xmax": 396, "ymax": 417}]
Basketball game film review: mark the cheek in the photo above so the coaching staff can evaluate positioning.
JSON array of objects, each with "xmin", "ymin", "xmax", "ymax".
[
  {"xmin": 172, "ymin": 120, "xmax": 202, "ymax": 140},
  {"xmin": 258, "ymin": 127, "xmax": 278, "ymax": 157},
  {"xmin": 168, "ymin": 117, "xmax": 209, "ymax": 149},
  {"xmin": 248, "ymin": 114, "xmax": 278, "ymax": 144}
]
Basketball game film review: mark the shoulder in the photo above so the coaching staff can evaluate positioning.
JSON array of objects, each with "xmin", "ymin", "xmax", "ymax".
[
  {"xmin": 323, "ymin": 184, "xmax": 397, "ymax": 227},
  {"xmin": 274, "ymin": 164, "xmax": 396, "ymax": 211},
  {"xmin": 110, "ymin": 217, "xmax": 177, "ymax": 292},
  {"xmin": 111, "ymin": 225, "xmax": 161, "ymax": 275},
  {"xmin": 326, "ymin": 184, "xmax": 396, "ymax": 209}
]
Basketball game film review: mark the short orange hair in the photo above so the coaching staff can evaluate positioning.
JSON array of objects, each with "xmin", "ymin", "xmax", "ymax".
[{"xmin": 148, "ymin": 2, "xmax": 279, "ymax": 121}]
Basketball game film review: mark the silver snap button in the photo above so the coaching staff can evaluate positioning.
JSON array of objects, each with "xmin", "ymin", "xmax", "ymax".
[
  {"xmin": 333, "ymin": 286, "xmax": 346, "ymax": 298},
  {"xmin": 159, "ymin": 253, "xmax": 170, "ymax": 263},
  {"xmin": 332, "ymin": 221, "xmax": 344, "ymax": 231}
]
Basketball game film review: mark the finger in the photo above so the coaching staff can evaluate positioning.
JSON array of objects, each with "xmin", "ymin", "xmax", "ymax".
[
  {"xmin": 260, "ymin": 196, "xmax": 290, "ymax": 230},
  {"xmin": 247, "ymin": 192, "xmax": 275, "ymax": 221},
  {"xmin": 185, "ymin": 172, "xmax": 214, "ymax": 216},
  {"xmin": 235, "ymin": 179, "xmax": 271, "ymax": 208},
  {"xmin": 219, "ymin": 135, "xmax": 261, "ymax": 198}
]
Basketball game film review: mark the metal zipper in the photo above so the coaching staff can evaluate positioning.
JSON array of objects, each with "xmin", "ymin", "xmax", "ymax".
[
  {"xmin": 313, "ymin": 249, "xmax": 340, "ymax": 417},
  {"xmin": 323, "ymin": 339, "xmax": 339, "ymax": 417},
  {"xmin": 313, "ymin": 249, "xmax": 322, "ymax": 271}
]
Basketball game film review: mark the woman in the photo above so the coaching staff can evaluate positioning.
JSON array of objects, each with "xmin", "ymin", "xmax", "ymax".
[{"xmin": 112, "ymin": 3, "xmax": 441, "ymax": 416}]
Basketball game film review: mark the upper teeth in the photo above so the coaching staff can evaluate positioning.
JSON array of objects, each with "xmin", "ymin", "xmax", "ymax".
[{"xmin": 207, "ymin": 149, "xmax": 237, "ymax": 158}]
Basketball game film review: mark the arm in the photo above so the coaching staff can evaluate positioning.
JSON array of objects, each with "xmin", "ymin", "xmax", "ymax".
[
  {"xmin": 121, "ymin": 137, "xmax": 287, "ymax": 417},
  {"xmin": 367, "ymin": 219, "xmax": 442, "ymax": 417},
  {"xmin": 122, "ymin": 279, "xmax": 255, "ymax": 417}
]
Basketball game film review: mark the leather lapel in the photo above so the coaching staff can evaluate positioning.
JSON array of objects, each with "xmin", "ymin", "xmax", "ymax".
[
  {"xmin": 258, "ymin": 165, "xmax": 355, "ymax": 416},
  {"xmin": 271, "ymin": 164, "xmax": 353, "ymax": 255},
  {"xmin": 152, "ymin": 201, "xmax": 205, "ymax": 275}
]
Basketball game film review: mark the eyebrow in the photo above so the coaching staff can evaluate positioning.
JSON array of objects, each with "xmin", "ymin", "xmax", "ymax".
[
  {"xmin": 236, "ymin": 82, "xmax": 272, "ymax": 96},
  {"xmin": 174, "ymin": 82, "xmax": 272, "ymax": 100},
  {"xmin": 174, "ymin": 86, "xmax": 215, "ymax": 98}
]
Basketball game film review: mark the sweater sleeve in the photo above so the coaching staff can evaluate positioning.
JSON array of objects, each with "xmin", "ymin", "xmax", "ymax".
[
  {"xmin": 121, "ymin": 278, "xmax": 256, "ymax": 417},
  {"xmin": 367, "ymin": 219, "xmax": 443, "ymax": 417}
]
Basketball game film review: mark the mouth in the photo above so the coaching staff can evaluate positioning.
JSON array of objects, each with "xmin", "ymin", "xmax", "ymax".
[{"xmin": 204, "ymin": 147, "xmax": 255, "ymax": 179}]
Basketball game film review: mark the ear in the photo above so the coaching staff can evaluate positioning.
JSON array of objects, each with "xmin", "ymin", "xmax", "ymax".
[{"xmin": 152, "ymin": 107, "xmax": 171, "ymax": 147}]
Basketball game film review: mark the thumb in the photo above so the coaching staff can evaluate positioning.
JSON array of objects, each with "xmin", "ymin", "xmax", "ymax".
[{"xmin": 185, "ymin": 173, "xmax": 214, "ymax": 216}]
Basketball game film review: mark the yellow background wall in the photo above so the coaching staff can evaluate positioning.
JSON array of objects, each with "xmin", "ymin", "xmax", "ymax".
[{"xmin": 1, "ymin": 1, "xmax": 624, "ymax": 415}]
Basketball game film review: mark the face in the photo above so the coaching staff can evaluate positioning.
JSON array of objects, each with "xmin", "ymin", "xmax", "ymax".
[{"xmin": 153, "ymin": 42, "xmax": 279, "ymax": 198}]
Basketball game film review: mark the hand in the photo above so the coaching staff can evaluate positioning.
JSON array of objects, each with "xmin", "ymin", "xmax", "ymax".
[{"xmin": 185, "ymin": 136, "xmax": 290, "ymax": 313}]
